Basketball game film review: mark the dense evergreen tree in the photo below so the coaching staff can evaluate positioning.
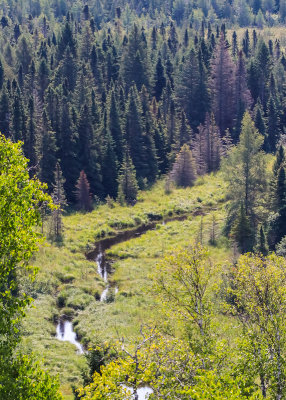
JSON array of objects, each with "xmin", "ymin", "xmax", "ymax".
[
  {"xmin": 121, "ymin": 24, "xmax": 150, "ymax": 90},
  {"xmin": 255, "ymin": 225, "xmax": 268, "ymax": 255},
  {"xmin": 176, "ymin": 48, "xmax": 207, "ymax": 128},
  {"xmin": 117, "ymin": 152, "xmax": 138, "ymax": 205},
  {"xmin": 254, "ymin": 99, "xmax": 267, "ymax": 149},
  {"xmin": 50, "ymin": 162, "xmax": 67, "ymax": 240},
  {"xmin": 77, "ymin": 104, "xmax": 102, "ymax": 197},
  {"xmin": 231, "ymin": 203, "xmax": 254, "ymax": 253},
  {"xmin": 40, "ymin": 124, "xmax": 57, "ymax": 189},
  {"xmin": 75, "ymin": 170, "xmax": 93, "ymax": 212},
  {"xmin": 125, "ymin": 85, "xmax": 157, "ymax": 186},
  {"xmin": 266, "ymin": 95, "xmax": 280, "ymax": 152},
  {"xmin": 209, "ymin": 34, "xmax": 235, "ymax": 136},
  {"xmin": 233, "ymin": 51, "xmax": 252, "ymax": 141},
  {"xmin": 170, "ymin": 144, "xmax": 197, "ymax": 187},
  {"xmin": 223, "ymin": 112, "xmax": 267, "ymax": 240},
  {"xmin": 154, "ymin": 57, "xmax": 166, "ymax": 101},
  {"xmin": 193, "ymin": 113, "xmax": 222, "ymax": 174},
  {"xmin": 0, "ymin": 88, "xmax": 10, "ymax": 137},
  {"xmin": 102, "ymin": 130, "xmax": 118, "ymax": 198}
]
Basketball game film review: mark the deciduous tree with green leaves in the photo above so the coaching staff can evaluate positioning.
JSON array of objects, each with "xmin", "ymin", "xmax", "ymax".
[
  {"xmin": 227, "ymin": 253, "xmax": 286, "ymax": 399},
  {"xmin": 0, "ymin": 134, "xmax": 61, "ymax": 399}
]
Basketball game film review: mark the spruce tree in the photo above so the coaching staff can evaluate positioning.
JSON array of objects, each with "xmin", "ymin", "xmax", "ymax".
[
  {"xmin": 254, "ymin": 99, "xmax": 267, "ymax": 149},
  {"xmin": 26, "ymin": 96, "xmax": 38, "ymax": 173},
  {"xmin": 193, "ymin": 113, "xmax": 222, "ymax": 173},
  {"xmin": 121, "ymin": 24, "xmax": 150, "ymax": 90},
  {"xmin": 57, "ymin": 22, "xmax": 77, "ymax": 61},
  {"xmin": 58, "ymin": 101, "xmax": 79, "ymax": 202},
  {"xmin": 102, "ymin": 131, "xmax": 118, "ymax": 199},
  {"xmin": 170, "ymin": 144, "xmax": 197, "ymax": 187},
  {"xmin": 11, "ymin": 86, "xmax": 26, "ymax": 143},
  {"xmin": 154, "ymin": 57, "xmax": 166, "ymax": 101},
  {"xmin": 40, "ymin": 123, "xmax": 58, "ymax": 190},
  {"xmin": 153, "ymin": 116, "xmax": 169, "ymax": 175},
  {"xmin": 0, "ymin": 59, "xmax": 4, "ymax": 90},
  {"xmin": 176, "ymin": 48, "xmax": 202, "ymax": 127},
  {"xmin": 254, "ymin": 38, "xmax": 272, "ymax": 107},
  {"xmin": 117, "ymin": 153, "xmax": 138, "ymax": 205},
  {"xmin": 140, "ymin": 86, "xmax": 158, "ymax": 183},
  {"xmin": 125, "ymin": 85, "xmax": 156, "ymax": 186},
  {"xmin": 275, "ymin": 166, "xmax": 286, "ymax": 244},
  {"xmin": 231, "ymin": 203, "xmax": 254, "ymax": 253},
  {"xmin": 266, "ymin": 95, "xmax": 280, "ymax": 153},
  {"xmin": 255, "ymin": 225, "xmax": 268, "ymax": 256},
  {"xmin": 107, "ymin": 89, "xmax": 124, "ymax": 164},
  {"xmin": 50, "ymin": 162, "xmax": 67, "ymax": 241},
  {"xmin": 77, "ymin": 104, "xmax": 102, "ymax": 197},
  {"xmin": 0, "ymin": 88, "xmax": 10, "ymax": 137},
  {"xmin": 75, "ymin": 170, "xmax": 93, "ymax": 212},
  {"xmin": 223, "ymin": 112, "xmax": 267, "ymax": 234},
  {"xmin": 209, "ymin": 33, "xmax": 235, "ymax": 136},
  {"xmin": 233, "ymin": 51, "xmax": 252, "ymax": 142},
  {"xmin": 177, "ymin": 110, "xmax": 192, "ymax": 149}
]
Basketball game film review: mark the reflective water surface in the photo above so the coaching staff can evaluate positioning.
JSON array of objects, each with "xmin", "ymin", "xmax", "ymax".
[{"xmin": 56, "ymin": 320, "xmax": 84, "ymax": 354}]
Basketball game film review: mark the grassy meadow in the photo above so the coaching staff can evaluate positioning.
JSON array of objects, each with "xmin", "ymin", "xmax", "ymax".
[{"xmin": 21, "ymin": 172, "xmax": 232, "ymax": 398}]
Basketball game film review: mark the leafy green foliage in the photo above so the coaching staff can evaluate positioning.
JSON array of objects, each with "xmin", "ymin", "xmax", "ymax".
[{"xmin": 0, "ymin": 134, "xmax": 61, "ymax": 399}]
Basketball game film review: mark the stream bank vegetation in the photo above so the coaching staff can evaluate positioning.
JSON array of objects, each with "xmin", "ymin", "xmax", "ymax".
[{"xmin": 77, "ymin": 249, "xmax": 286, "ymax": 400}]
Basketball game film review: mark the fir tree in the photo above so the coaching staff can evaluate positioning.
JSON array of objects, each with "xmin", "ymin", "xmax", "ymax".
[
  {"xmin": 40, "ymin": 119, "xmax": 58, "ymax": 190},
  {"xmin": 223, "ymin": 112, "xmax": 267, "ymax": 233},
  {"xmin": 57, "ymin": 22, "xmax": 77, "ymax": 61},
  {"xmin": 58, "ymin": 101, "xmax": 79, "ymax": 202},
  {"xmin": 231, "ymin": 203, "xmax": 254, "ymax": 253},
  {"xmin": 75, "ymin": 170, "xmax": 93, "ymax": 212},
  {"xmin": 50, "ymin": 162, "xmax": 67, "ymax": 240},
  {"xmin": 0, "ymin": 59, "xmax": 4, "ymax": 90},
  {"xmin": 209, "ymin": 34, "xmax": 235, "ymax": 136},
  {"xmin": 154, "ymin": 57, "xmax": 166, "ymax": 101},
  {"xmin": 254, "ymin": 38, "xmax": 272, "ymax": 107},
  {"xmin": 170, "ymin": 144, "xmax": 197, "ymax": 187},
  {"xmin": 0, "ymin": 88, "xmax": 10, "ymax": 137},
  {"xmin": 77, "ymin": 104, "xmax": 102, "ymax": 197},
  {"xmin": 266, "ymin": 95, "xmax": 281, "ymax": 153},
  {"xmin": 117, "ymin": 152, "xmax": 138, "ymax": 205},
  {"xmin": 26, "ymin": 96, "xmax": 38, "ymax": 173},
  {"xmin": 177, "ymin": 110, "xmax": 192, "ymax": 149},
  {"xmin": 255, "ymin": 225, "xmax": 268, "ymax": 256},
  {"xmin": 11, "ymin": 86, "xmax": 26, "ymax": 143},
  {"xmin": 193, "ymin": 113, "xmax": 222, "ymax": 174},
  {"xmin": 107, "ymin": 89, "xmax": 124, "ymax": 164},
  {"xmin": 121, "ymin": 24, "xmax": 150, "ymax": 90},
  {"xmin": 254, "ymin": 99, "xmax": 267, "ymax": 149},
  {"xmin": 125, "ymin": 86, "xmax": 156, "ymax": 186},
  {"xmin": 102, "ymin": 130, "xmax": 118, "ymax": 199},
  {"xmin": 176, "ymin": 48, "xmax": 205, "ymax": 128},
  {"xmin": 233, "ymin": 51, "xmax": 252, "ymax": 141}
]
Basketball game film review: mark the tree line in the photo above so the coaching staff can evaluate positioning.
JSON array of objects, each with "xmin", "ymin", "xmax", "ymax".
[{"xmin": 0, "ymin": 6, "xmax": 284, "ymax": 206}]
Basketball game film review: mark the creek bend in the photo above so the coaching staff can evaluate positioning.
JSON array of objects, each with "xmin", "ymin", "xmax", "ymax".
[
  {"xmin": 86, "ymin": 208, "xmax": 207, "ymax": 300},
  {"xmin": 54, "ymin": 208, "xmax": 207, "ymax": 394}
]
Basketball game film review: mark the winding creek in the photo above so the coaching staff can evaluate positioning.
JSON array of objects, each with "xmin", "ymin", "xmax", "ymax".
[{"xmin": 54, "ymin": 209, "xmax": 207, "ymax": 398}]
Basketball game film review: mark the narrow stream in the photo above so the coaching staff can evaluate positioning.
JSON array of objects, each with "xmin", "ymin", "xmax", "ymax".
[
  {"xmin": 88, "ymin": 213, "xmax": 195, "ymax": 301},
  {"xmin": 56, "ymin": 319, "xmax": 84, "ymax": 354},
  {"xmin": 54, "ymin": 210, "xmax": 206, "ymax": 383}
]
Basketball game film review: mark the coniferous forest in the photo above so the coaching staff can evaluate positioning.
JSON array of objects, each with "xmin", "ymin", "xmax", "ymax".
[{"xmin": 4, "ymin": 0, "xmax": 286, "ymax": 399}]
